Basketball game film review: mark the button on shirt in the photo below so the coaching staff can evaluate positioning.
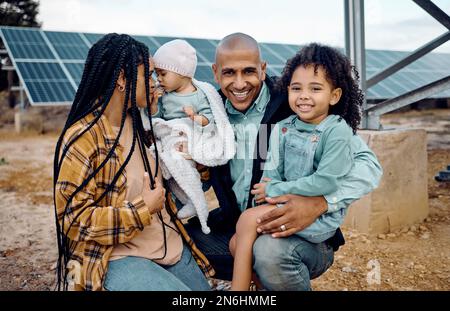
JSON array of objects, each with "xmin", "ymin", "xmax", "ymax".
[{"xmin": 225, "ymin": 82, "xmax": 270, "ymax": 211}]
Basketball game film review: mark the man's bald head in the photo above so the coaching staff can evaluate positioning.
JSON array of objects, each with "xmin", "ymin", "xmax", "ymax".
[
  {"xmin": 215, "ymin": 33, "xmax": 262, "ymax": 62},
  {"xmin": 212, "ymin": 33, "xmax": 266, "ymax": 113}
]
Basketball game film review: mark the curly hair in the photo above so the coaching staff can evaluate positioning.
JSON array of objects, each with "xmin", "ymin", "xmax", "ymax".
[{"xmin": 278, "ymin": 43, "xmax": 364, "ymax": 133}]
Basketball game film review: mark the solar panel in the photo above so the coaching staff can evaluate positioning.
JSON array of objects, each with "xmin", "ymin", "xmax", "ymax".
[
  {"xmin": 45, "ymin": 31, "xmax": 89, "ymax": 60},
  {"xmin": 262, "ymin": 43, "xmax": 299, "ymax": 62},
  {"xmin": 195, "ymin": 65, "xmax": 215, "ymax": 85},
  {"xmin": 152, "ymin": 36, "xmax": 176, "ymax": 46},
  {"xmin": 132, "ymin": 35, "xmax": 160, "ymax": 54},
  {"xmin": 182, "ymin": 38, "xmax": 217, "ymax": 63},
  {"xmin": 64, "ymin": 62, "xmax": 85, "ymax": 84},
  {"xmin": 83, "ymin": 33, "xmax": 104, "ymax": 46},
  {"xmin": 2, "ymin": 27, "xmax": 55, "ymax": 59},
  {"xmin": 15, "ymin": 61, "xmax": 75, "ymax": 104},
  {"xmin": 1, "ymin": 26, "xmax": 449, "ymax": 106}
]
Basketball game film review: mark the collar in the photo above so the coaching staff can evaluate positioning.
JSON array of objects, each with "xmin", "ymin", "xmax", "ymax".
[{"xmin": 292, "ymin": 114, "xmax": 340, "ymax": 132}]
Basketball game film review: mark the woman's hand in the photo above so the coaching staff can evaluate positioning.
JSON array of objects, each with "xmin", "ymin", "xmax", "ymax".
[{"xmin": 141, "ymin": 174, "xmax": 166, "ymax": 214}]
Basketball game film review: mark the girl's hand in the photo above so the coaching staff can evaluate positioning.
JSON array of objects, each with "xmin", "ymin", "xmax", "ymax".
[
  {"xmin": 141, "ymin": 175, "xmax": 166, "ymax": 214},
  {"xmin": 251, "ymin": 178, "xmax": 271, "ymax": 204}
]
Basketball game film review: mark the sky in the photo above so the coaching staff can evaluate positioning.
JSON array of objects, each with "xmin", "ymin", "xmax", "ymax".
[{"xmin": 37, "ymin": 0, "xmax": 450, "ymax": 53}]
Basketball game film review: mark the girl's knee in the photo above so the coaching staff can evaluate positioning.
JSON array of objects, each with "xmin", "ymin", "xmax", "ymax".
[
  {"xmin": 235, "ymin": 209, "xmax": 259, "ymax": 235},
  {"xmin": 229, "ymin": 234, "xmax": 236, "ymax": 257}
]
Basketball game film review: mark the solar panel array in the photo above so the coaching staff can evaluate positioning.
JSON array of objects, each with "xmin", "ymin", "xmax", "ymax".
[{"xmin": 1, "ymin": 26, "xmax": 449, "ymax": 106}]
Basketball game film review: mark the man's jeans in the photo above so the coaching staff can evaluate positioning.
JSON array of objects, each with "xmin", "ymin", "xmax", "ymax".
[
  {"xmin": 104, "ymin": 244, "xmax": 211, "ymax": 291},
  {"xmin": 253, "ymin": 234, "xmax": 334, "ymax": 291}
]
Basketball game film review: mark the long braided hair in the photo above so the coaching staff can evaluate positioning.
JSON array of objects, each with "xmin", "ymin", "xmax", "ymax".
[{"xmin": 53, "ymin": 34, "xmax": 162, "ymax": 290}]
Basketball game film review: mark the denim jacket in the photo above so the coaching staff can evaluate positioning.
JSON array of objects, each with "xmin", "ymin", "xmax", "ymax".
[{"xmin": 262, "ymin": 114, "xmax": 381, "ymax": 243}]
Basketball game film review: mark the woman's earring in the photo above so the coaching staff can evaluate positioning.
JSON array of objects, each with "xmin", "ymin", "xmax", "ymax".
[{"xmin": 118, "ymin": 85, "xmax": 125, "ymax": 92}]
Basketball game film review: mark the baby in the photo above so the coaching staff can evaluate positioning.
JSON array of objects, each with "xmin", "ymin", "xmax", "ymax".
[{"xmin": 142, "ymin": 39, "xmax": 235, "ymax": 234}]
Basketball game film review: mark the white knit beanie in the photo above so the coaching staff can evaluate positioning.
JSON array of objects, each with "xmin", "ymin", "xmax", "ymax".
[{"xmin": 153, "ymin": 39, "xmax": 197, "ymax": 78}]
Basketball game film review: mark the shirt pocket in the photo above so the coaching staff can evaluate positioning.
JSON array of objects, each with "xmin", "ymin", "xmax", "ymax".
[{"xmin": 284, "ymin": 133, "xmax": 310, "ymax": 180}]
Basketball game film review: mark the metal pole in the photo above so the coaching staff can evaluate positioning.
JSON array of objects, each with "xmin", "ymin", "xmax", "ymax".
[
  {"xmin": 19, "ymin": 81, "xmax": 24, "ymax": 111},
  {"xmin": 344, "ymin": 0, "xmax": 377, "ymax": 129},
  {"xmin": 344, "ymin": 0, "xmax": 351, "ymax": 57}
]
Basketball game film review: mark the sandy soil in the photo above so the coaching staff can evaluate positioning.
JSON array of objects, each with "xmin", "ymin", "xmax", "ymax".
[{"xmin": 0, "ymin": 108, "xmax": 449, "ymax": 291}]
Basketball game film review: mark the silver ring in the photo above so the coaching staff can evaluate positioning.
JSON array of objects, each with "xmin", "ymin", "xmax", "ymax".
[
  {"xmin": 280, "ymin": 224, "xmax": 287, "ymax": 232},
  {"xmin": 276, "ymin": 203, "xmax": 284, "ymax": 208}
]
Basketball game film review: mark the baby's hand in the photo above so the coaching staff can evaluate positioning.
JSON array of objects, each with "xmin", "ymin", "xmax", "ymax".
[
  {"xmin": 183, "ymin": 106, "xmax": 209, "ymax": 126},
  {"xmin": 175, "ymin": 141, "xmax": 192, "ymax": 160},
  {"xmin": 251, "ymin": 177, "xmax": 271, "ymax": 204},
  {"xmin": 183, "ymin": 106, "xmax": 195, "ymax": 118}
]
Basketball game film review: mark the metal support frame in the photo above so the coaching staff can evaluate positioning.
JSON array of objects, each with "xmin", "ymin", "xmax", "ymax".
[
  {"xmin": 344, "ymin": 0, "xmax": 370, "ymax": 128},
  {"xmin": 366, "ymin": 75, "xmax": 450, "ymax": 116},
  {"xmin": 367, "ymin": 31, "xmax": 450, "ymax": 88},
  {"xmin": 19, "ymin": 81, "xmax": 25, "ymax": 110},
  {"xmin": 344, "ymin": 0, "xmax": 450, "ymax": 130}
]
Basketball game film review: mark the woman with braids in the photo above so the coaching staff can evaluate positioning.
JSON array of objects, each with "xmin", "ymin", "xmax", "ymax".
[
  {"xmin": 53, "ymin": 33, "xmax": 212, "ymax": 291},
  {"xmin": 228, "ymin": 43, "xmax": 380, "ymax": 290}
]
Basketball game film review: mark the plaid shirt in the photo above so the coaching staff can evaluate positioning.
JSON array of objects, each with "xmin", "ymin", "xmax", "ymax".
[{"xmin": 55, "ymin": 110, "xmax": 214, "ymax": 291}]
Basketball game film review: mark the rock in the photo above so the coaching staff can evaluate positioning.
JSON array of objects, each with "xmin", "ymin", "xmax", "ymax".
[
  {"xmin": 420, "ymin": 232, "xmax": 430, "ymax": 239},
  {"xmin": 377, "ymin": 234, "xmax": 386, "ymax": 240},
  {"xmin": 406, "ymin": 231, "xmax": 415, "ymax": 236},
  {"xmin": 414, "ymin": 265, "xmax": 426, "ymax": 270},
  {"xmin": 400, "ymin": 227, "xmax": 409, "ymax": 234},
  {"xmin": 419, "ymin": 225, "xmax": 428, "ymax": 232},
  {"xmin": 424, "ymin": 217, "xmax": 431, "ymax": 223},
  {"xmin": 410, "ymin": 225, "xmax": 417, "ymax": 232},
  {"xmin": 342, "ymin": 266, "xmax": 358, "ymax": 273},
  {"xmin": 387, "ymin": 233, "xmax": 396, "ymax": 238}
]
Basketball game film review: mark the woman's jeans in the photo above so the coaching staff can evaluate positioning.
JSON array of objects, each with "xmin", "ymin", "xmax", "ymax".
[{"xmin": 104, "ymin": 244, "xmax": 211, "ymax": 291}]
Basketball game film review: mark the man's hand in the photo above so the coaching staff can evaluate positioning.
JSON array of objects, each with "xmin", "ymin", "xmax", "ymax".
[
  {"xmin": 255, "ymin": 194, "xmax": 328, "ymax": 238},
  {"xmin": 250, "ymin": 177, "xmax": 271, "ymax": 204}
]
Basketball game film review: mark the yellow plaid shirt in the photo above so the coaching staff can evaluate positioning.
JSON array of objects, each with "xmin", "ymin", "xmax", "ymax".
[{"xmin": 55, "ymin": 110, "xmax": 214, "ymax": 291}]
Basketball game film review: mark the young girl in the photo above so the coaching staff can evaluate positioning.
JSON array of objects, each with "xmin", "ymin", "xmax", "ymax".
[
  {"xmin": 143, "ymin": 39, "xmax": 235, "ymax": 234},
  {"xmin": 229, "ymin": 43, "xmax": 366, "ymax": 290}
]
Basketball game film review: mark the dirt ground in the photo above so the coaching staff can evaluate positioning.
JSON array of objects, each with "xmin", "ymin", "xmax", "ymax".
[{"xmin": 0, "ymin": 105, "xmax": 449, "ymax": 291}]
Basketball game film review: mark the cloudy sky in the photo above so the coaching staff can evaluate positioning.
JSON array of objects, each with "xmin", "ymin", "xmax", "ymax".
[{"xmin": 38, "ymin": 0, "xmax": 450, "ymax": 53}]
